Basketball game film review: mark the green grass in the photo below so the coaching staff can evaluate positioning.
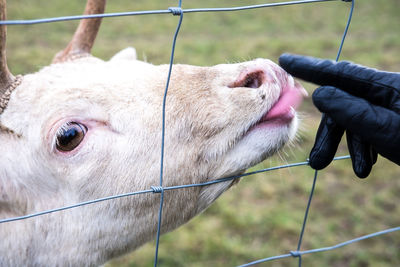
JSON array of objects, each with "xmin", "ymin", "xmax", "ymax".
[{"xmin": 7, "ymin": 0, "xmax": 400, "ymax": 266}]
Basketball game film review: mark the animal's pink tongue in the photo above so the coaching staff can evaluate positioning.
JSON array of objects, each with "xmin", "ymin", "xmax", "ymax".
[{"xmin": 264, "ymin": 82, "xmax": 306, "ymax": 122}]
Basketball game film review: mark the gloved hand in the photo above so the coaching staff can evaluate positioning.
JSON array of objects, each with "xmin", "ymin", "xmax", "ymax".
[{"xmin": 279, "ymin": 53, "xmax": 400, "ymax": 178}]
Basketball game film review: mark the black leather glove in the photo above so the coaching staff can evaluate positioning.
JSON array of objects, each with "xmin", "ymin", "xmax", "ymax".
[{"xmin": 279, "ymin": 53, "xmax": 400, "ymax": 178}]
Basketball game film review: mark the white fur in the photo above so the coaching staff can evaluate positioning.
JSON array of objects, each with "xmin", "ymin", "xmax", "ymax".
[{"xmin": 0, "ymin": 49, "xmax": 302, "ymax": 266}]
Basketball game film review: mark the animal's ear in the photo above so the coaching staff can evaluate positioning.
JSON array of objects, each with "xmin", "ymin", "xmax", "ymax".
[{"xmin": 109, "ymin": 47, "xmax": 137, "ymax": 62}]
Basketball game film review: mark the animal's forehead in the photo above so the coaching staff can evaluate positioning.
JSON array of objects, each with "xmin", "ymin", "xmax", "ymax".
[
  {"xmin": 14, "ymin": 57, "xmax": 161, "ymax": 106},
  {"xmin": 0, "ymin": 59, "xmax": 132, "ymax": 128},
  {"xmin": 38, "ymin": 57, "xmax": 152, "ymax": 85}
]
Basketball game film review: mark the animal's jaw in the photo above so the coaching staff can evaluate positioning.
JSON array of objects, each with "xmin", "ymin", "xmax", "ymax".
[{"xmin": 194, "ymin": 61, "xmax": 305, "ymax": 215}]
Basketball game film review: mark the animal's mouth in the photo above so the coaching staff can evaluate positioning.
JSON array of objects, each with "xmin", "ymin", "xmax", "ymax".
[
  {"xmin": 249, "ymin": 64, "xmax": 307, "ymax": 128},
  {"xmin": 259, "ymin": 79, "xmax": 306, "ymax": 125},
  {"xmin": 216, "ymin": 60, "xmax": 307, "ymax": 168},
  {"xmin": 230, "ymin": 61, "xmax": 307, "ymax": 129}
]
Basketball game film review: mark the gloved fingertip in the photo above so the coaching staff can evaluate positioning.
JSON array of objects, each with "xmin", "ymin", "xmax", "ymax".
[
  {"xmin": 353, "ymin": 164, "xmax": 372, "ymax": 179},
  {"xmin": 347, "ymin": 133, "xmax": 375, "ymax": 179},
  {"xmin": 278, "ymin": 53, "xmax": 295, "ymax": 70},
  {"xmin": 309, "ymin": 150, "xmax": 333, "ymax": 170},
  {"xmin": 308, "ymin": 114, "xmax": 344, "ymax": 170}
]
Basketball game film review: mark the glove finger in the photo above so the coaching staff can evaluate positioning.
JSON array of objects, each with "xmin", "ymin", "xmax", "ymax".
[
  {"xmin": 309, "ymin": 114, "xmax": 344, "ymax": 170},
  {"xmin": 313, "ymin": 86, "xmax": 400, "ymax": 165},
  {"xmin": 279, "ymin": 54, "xmax": 400, "ymax": 111},
  {"xmin": 346, "ymin": 132, "xmax": 374, "ymax": 178}
]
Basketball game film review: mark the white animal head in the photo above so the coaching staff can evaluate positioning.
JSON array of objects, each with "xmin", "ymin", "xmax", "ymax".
[{"xmin": 0, "ymin": 0, "xmax": 306, "ymax": 265}]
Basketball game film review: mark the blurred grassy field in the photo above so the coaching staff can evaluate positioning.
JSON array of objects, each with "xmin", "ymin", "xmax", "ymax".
[{"xmin": 7, "ymin": 0, "xmax": 400, "ymax": 266}]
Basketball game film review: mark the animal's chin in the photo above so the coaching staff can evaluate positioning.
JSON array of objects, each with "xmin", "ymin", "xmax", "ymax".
[
  {"xmin": 245, "ymin": 115, "xmax": 296, "ymax": 149},
  {"xmin": 209, "ymin": 121, "xmax": 293, "ymax": 188}
]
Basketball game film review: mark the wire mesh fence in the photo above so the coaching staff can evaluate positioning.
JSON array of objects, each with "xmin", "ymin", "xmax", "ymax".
[{"xmin": 1, "ymin": 0, "xmax": 399, "ymax": 266}]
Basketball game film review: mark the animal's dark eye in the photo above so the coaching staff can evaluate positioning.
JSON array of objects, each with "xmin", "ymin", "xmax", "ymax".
[{"xmin": 56, "ymin": 122, "xmax": 87, "ymax": 152}]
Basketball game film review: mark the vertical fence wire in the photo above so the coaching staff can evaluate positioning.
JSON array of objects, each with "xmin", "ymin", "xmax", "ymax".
[
  {"xmin": 153, "ymin": 1, "xmax": 183, "ymax": 266},
  {"xmin": 1, "ymin": 1, "xmax": 399, "ymax": 266},
  {"xmin": 293, "ymin": 170, "xmax": 319, "ymax": 266}
]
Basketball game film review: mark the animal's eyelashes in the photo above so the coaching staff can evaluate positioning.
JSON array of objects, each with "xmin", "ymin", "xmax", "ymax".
[{"xmin": 55, "ymin": 122, "xmax": 87, "ymax": 152}]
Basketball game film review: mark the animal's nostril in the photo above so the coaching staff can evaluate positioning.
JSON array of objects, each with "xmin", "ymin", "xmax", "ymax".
[
  {"xmin": 230, "ymin": 70, "xmax": 265, "ymax": 89},
  {"xmin": 243, "ymin": 72, "xmax": 262, "ymax": 88}
]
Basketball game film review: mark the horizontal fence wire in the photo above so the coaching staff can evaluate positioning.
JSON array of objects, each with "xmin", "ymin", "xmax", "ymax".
[
  {"xmin": 0, "ymin": 156, "xmax": 348, "ymax": 224},
  {"xmin": 239, "ymin": 226, "xmax": 400, "ymax": 267},
  {"xmin": 1, "ymin": 0, "xmax": 399, "ymax": 266},
  {"xmin": 0, "ymin": 0, "xmax": 338, "ymax": 25}
]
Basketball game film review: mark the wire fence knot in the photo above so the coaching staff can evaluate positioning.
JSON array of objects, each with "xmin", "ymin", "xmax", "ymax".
[
  {"xmin": 290, "ymin": 250, "xmax": 302, "ymax": 258},
  {"xmin": 151, "ymin": 186, "xmax": 164, "ymax": 194},
  {"xmin": 168, "ymin": 7, "xmax": 182, "ymax": 16}
]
